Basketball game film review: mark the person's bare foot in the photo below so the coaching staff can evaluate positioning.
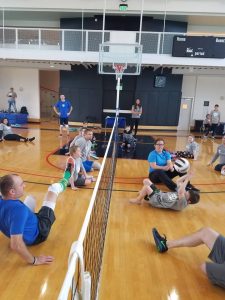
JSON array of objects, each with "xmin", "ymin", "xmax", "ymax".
[{"xmin": 129, "ymin": 198, "xmax": 141, "ymax": 204}]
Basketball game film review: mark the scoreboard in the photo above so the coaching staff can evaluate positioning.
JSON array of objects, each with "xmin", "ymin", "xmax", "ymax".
[{"xmin": 172, "ymin": 35, "xmax": 225, "ymax": 58}]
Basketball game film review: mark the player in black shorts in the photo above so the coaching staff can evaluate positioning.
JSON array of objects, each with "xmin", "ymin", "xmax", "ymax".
[{"xmin": 0, "ymin": 174, "xmax": 68, "ymax": 265}]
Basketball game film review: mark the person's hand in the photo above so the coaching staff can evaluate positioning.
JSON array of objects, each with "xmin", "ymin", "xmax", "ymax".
[
  {"xmin": 72, "ymin": 186, "xmax": 79, "ymax": 190},
  {"xmin": 163, "ymin": 165, "xmax": 170, "ymax": 171},
  {"xmin": 207, "ymin": 162, "xmax": 212, "ymax": 166},
  {"xmin": 187, "ymin": 170, "xmax": 194, "ymax": 178},
  {"xmin": 33, "ymin": 255, "xmax": 54, "ymax": 266}
]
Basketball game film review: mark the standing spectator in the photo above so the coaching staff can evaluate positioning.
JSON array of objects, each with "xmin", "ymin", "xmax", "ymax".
[
  {"xmin": 210, "ymin": 104, "xmax": 220, "ymax": 138},
  {"xmin": 130, "ymin": 99, "xmax": 142, "ymax": 136},
  {"xmin": 203, "ymin": 114, "xmax": 211, "ymax": 138},
  {"xmin": 7, "ymin": 87, "xmax": 17, "ymax": 113},
  {"xmin": 207, "ymin": 135, "xmax": 225, "ymax": 171},
  {"xmin": 53, "ymin": 94, "xmax": 73, "ymax": 136}
]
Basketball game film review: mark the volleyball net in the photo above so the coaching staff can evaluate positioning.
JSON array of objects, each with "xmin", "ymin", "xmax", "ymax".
[{"xmin": 58, "ymin": 117, "xmax": 118, "ymax": 300}]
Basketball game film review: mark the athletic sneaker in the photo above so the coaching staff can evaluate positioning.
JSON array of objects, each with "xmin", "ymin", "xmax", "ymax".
[
  {"xmin": 186, "ymin": 183, "xmax": 200, "ymax": 192},
  {"xmin": 29, "ymin": 137, "xmax": 35, "ymax": 142},
  {"xmin": 152, "ymin": 228, "xmax": 168, "ymax": 253}
]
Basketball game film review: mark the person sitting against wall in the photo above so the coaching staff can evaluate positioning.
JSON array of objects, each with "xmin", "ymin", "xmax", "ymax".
[
  {"xmin": 207, "ymin": 135, "xmax": 225, "ymax": 171},
  {"xmin": 0, "ymin": 118, "xmax": 35, "ymax": 142}
]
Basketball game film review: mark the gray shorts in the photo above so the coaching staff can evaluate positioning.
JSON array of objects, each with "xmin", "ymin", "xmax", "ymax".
[
  {"xmin": 74, "ymin": 175, "xmax": 85, "ymax": 187},
  {"xmin": 206, "ymin": 235, "xmax": 225, "ymax": 289}
]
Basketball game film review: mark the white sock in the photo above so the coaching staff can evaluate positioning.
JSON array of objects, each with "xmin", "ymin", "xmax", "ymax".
[
  {"xmin": 48, "ymin": 183, "xmax": 63, "ymax": 196},
  {"xmin": 24, "ymin": 195, "xmax": 36, "ymax": 212},
  {"xmin": 42, "ymin": 200, "xmax": 56, "ymax": 211}
]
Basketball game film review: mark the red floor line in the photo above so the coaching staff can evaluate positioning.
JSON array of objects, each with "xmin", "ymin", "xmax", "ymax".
[
  {"xmin": 45, "ymin": 146, "xmax": 65, "ymax": 171},
  {"xmin": 0, "ymin": 167, "xmax": 60, "ymax": 179}
]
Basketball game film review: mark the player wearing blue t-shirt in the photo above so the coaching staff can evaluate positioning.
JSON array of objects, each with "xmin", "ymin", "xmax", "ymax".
[
  {"xmin": 148, "ymin": 138, "xmax": 199, "ymax": 192},
  {"xmin": 54, "ymin": 94, "xmax": 73, "ymax": 136},
  {"xmin": 0, "ymin": 174, "xmax": 68, "ymax": 266}
]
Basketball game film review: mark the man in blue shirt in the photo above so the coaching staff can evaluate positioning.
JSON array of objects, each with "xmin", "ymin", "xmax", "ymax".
[
  {"xmin": 54, "ymin": 94, "xmax": 73, "ymax": 136},
  {"xmin": 0, "ymin": 174, "xmax": 68, "ymax": 265}
]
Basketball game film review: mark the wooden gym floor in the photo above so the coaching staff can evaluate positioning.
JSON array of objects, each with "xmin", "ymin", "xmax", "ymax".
[{"xmin": 0, "ymin": 123, "xmax": 225, "ymax": 300}]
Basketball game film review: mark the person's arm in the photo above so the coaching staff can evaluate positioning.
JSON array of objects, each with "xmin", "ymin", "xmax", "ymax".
[
  {"xmin": 208, "ymin": 148, "xmax": 219, "ymax": 165},
  {"xmin": 68, "ymin": 104, "xmax": 73, "ymax": 115},
  {"xmin": 149, "ymin": 160, "xmax": 171, "ymax": 171},
  {"xmin": 53, "ymin": 105, "xmax": 60, "ymax": 115},
  {"xmin": 177, "ymin": 173, "xmax": 192, "ymax": 199},
  {"xmin": 218, "ymin": 112, "xmax": 220, "ymax": 125},
  {"xmin": 10, "ymin": 234, "xmax": 54, "ymax": 265}
]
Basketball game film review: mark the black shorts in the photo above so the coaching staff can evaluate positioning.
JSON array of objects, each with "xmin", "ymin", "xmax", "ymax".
[
  {"xmin": 60, "ymin": 117, "xmax": 69, "ymax": 125},
  {"xmin": 32, "ymin": 206, "xmax": 56, "ymax": 245}
]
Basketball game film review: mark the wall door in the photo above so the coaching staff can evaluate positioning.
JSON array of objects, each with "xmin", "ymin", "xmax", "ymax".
[{"xmin": 177, "ymin": 97, "xmax": 193, "ymax": 130}]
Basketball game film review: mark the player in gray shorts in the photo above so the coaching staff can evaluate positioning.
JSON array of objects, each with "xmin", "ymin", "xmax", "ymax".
[
  {"xmin": 129, "ymin": 171, "xmax": 200, "ymax": 210},
  {"xmin": 152, "ymin": 227, "xmax": 225, "ymax": 289}
]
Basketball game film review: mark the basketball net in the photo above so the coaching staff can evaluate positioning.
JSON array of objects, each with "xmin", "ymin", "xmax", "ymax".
[{"xmin": 113, "ymin": 63, "xmax": 127, "ymax": 79}]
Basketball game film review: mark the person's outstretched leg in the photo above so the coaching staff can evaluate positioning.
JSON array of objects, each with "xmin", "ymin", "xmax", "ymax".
[
  {"xmin": 150, "ymin": 170, "xmax": 177, "ymax": 191},
  {"xmin": 152, "ymin": 227, "xmax": 219, "ymax": 254},
  {"xmin": 129, "ymin": 184, "xmax": 153, "ymax": 204},
  {"xmin": 42, "ymin": 178, "xmax": 68, "ymax": 210}
]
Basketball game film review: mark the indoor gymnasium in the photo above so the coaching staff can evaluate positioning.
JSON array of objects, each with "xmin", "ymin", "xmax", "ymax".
[{"xmin": 0, "ymin": 1, "xmax": 225, "ymax": 300}]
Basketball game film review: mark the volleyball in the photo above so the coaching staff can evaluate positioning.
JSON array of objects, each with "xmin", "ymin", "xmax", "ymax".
[
  {"xmin": 174, "ymin": 158, "xmax": 190, "ymax": 173},
  {"xmin": 221, "ymin": 169, "xmax": 225, "ymax": 176}
]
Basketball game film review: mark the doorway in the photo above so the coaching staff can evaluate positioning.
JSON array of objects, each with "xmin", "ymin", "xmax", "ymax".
[{"xmin": 177, "ymin": 97, "xmax": 194, "ymax": 131}]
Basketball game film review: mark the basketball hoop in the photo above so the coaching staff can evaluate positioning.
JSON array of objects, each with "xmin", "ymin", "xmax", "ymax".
[{"xmin": 112, "ymin": 63, "xmax": 127, "ymax": 79}]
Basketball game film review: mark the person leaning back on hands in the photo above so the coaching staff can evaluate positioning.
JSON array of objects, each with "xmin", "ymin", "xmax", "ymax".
[{"xmin": 0, "ymin": 174, "xmax": 68, "ymax": 265}]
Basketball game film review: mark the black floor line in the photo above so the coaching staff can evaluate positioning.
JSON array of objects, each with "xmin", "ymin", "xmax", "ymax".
[{"xmin": 21, "ymin": 180, "xmax": 225, "ymax": 194}]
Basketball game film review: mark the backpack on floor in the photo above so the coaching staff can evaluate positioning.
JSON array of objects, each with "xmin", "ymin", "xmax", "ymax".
[{"xmin": 20, "ymin": 106, "xmax": 28, "ymax": 114}]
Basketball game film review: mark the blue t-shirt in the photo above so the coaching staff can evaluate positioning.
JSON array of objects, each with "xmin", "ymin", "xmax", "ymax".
[
  {"xmin": 148, "ymin": 150, "xmax": 171, "ymax": 173},
  {"xmin": 55, "ymin": 100, "xmax": 72, "ymax": 118},
  {"xmin": 0, "ymin": 199, "xmax": 39, "ymax": 245}
]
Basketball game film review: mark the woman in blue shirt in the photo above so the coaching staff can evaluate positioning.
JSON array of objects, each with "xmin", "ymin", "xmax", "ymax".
[{"xmin": 148, "ymin": 138, "xmax": 198, "ymax": 192}]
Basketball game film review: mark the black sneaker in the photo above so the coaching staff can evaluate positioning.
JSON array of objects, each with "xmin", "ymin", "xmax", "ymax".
[
  {"xmin": 186, "ymin": 184, "xmax": 200, "ymax": 192},
  {"xmin": 29, "ymin": 137, "xmax": 35, "ymax": 142},
  {"xmin": 152, "ymin": 228, "xmax": 168, "ymax": 253}
]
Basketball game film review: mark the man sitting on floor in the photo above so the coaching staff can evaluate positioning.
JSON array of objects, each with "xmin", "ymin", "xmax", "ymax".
[
  {"xmin": 129, "ymin": 171, "xmax": 200, "ymax": 211},
  {"xmin": 0, "ymin": 174, "xmax": 68, "ymax": 265},
  {"xmin": 152, "ymin": 227, "xmax": 225, "ymax": 289}
]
